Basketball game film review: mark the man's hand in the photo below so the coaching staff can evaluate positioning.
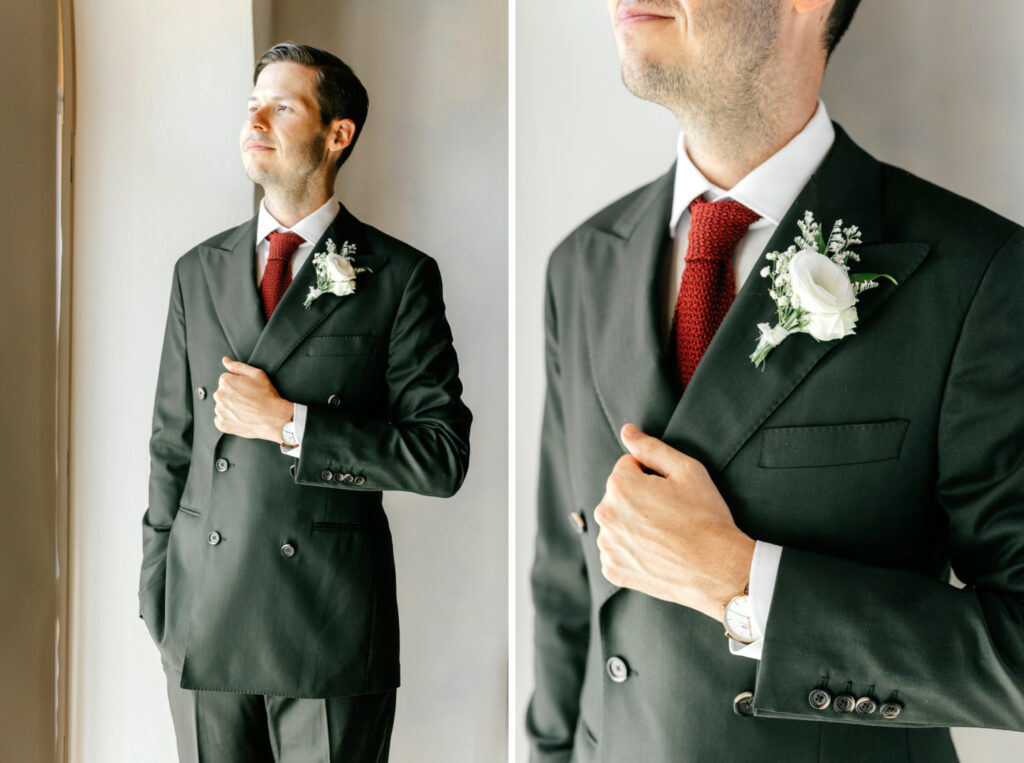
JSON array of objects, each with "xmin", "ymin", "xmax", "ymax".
[
  {"xmin": 593, "ymin": 423, "xmax": 756, "ymax": 622},
  {"xmin": 213, "ymin": 356, "xmax": 293, "ymax": 443}
]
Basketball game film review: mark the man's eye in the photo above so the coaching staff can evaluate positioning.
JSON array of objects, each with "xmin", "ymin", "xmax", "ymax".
[{"xmin": 276, "ymin": 105, "xmax": 289, "ymax": 112}]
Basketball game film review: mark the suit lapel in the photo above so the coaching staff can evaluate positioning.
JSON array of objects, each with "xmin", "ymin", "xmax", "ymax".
[
  {"xmin": 580, "ymin": 167, "xmax": 680, "ymax": 442},
  {"xmin": 660, "ymin": 125, "xmax": 931, "ymax": 474},
  {"xmin": 198, "ymin": 203, "xmax": 389, "ymax": 374},
  {"xmin": 198, "ymin": 215, "xmax": 264, "ymax": 363}
]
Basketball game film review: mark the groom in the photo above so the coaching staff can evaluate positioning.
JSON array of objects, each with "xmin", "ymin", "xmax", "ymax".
[
  {"xmin": 528, "ymin": 1, "xmax": 1024, "ymax": 761},
  {"xmin": 138, "ymin": 43, "xmax": 471, "ymax": 762}
]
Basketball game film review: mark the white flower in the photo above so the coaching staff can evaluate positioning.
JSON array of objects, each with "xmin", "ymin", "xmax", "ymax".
[
  {"xmin": 328, "ymin": 278, "xmax": 356, "ymax": 297},
  {"xmin": 302, "ymin": 239, "xmax": 370, "ymax": 309},
  {"xmin": 787, "ymin": 250, "xmax": 858, "ymax": 341},
  {"xmin": 324, "ymin": 253, "xmax": 357, "ymax": 283},
  {"xmin": 749, "ymin": 211, "xmax": 893, "ymax": 369}
]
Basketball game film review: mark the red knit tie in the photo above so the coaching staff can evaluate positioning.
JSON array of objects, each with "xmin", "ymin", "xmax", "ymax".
[
  {"xmin": 670, "ymin": 196, "xmax": 760, "ymax": 389},
  {"xmin": 261, "ymin": 231, "xmax": 305, "ymax": 320}
]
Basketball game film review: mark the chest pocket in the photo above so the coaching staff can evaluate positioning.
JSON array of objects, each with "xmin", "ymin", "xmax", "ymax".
[
  {"xmin": 305, "ymin": 334, "xmax": 377, "ymax": 356},
  {"xmin": 759, "ymin": 419, "xmax": 909, "ymax": 468}
]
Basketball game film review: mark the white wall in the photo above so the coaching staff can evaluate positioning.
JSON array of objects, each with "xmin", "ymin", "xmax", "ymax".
[
  {"xmin": 515, "ymin": 1, "xmax": 1024, "ymax": 760},
  {"xmin": 268, "ymin": 2, "xmax": 509, "ymax": 759},
  {"xmin": 69, "ymin": 2, "xmax": 256, "ymax": 760}
]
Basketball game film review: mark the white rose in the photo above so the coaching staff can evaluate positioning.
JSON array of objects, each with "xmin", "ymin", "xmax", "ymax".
[
  {"xmin": 788, "ymin": 250, "xmax": 858, "ymax": 341},
  {"xmin": 324, "ymin": 253, "xmax": 357, "ymax": 282},
  {"xmin": 328, "ymin": 278, "xmax": 356, "ymax": 297}
]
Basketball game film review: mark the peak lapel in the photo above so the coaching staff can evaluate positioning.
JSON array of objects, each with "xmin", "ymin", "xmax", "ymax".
[
  {"xmin": 247, "ymin": 203, "xmax": 388, "ymax": 375},
  {"xmin": 580, "ymin": 167, "xmax": 679, "ymax": 445},
  {"xmin": 198, "ymin": 215, "xmax": 264, "ymax": 363},
  {"xmin": 660, "ymin": 125, "xmax": 931, "ymax": 474}
]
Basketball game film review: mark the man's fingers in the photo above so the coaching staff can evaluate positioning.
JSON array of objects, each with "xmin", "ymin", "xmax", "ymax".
[
  {"xmin": 222, "ymin": 356, "xmax": 260, "ymax": 377},
  {"xmin": 620, "ymin": 423, "xmax": 685, "ymax": 477}
]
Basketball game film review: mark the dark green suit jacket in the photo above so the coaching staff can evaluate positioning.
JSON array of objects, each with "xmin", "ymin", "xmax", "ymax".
[
  {"xmin": 528, "ymin": 124, "xmax": 1024, "ymax": 762},
  {"xmin": 138, "ymin": 202, "xmax": 471, "ymax": 698}
]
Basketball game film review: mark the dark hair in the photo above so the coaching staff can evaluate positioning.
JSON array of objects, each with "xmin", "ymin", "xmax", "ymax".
[
  {"xmin": 254, "ymin": 42, "xmax": 368, "ymax": 169},
  {"xmin": 823, "ymin": 0, "xmax": 862, "ymax": 60}
]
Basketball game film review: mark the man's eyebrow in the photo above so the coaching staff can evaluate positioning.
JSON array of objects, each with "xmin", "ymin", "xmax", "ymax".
[{"xmin": 247, "ymin": 93, "xmax": 295, "ymax": 102}]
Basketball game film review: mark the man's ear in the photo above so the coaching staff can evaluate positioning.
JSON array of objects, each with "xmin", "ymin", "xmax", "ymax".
[
  {"xmin": 793, "ymin": 0, "xmax": 831, "ymax": 12},
  {"xmin": 327, "ymin": 118, "xmax": 357, "ymax": 155}
]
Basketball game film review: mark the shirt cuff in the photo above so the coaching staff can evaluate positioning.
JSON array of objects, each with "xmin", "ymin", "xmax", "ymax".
[
  {"xmin": 279, "ymin": 402, "xmax": 307, "ymax": 458},
  {"xmin": 727, "ymin": 541, "xmax": 783, "ymax": 660}
]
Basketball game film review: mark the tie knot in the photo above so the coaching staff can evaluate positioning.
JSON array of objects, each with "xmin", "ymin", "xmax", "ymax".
[
  {"xmin": 267, "ymin": 230, "xmax": 305, "ymax": 261},
  {"xmin": 686, "ymin": 196, "xmax": 761, "ymax": 262}
]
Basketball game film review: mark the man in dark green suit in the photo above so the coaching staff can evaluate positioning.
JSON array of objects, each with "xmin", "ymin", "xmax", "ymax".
[
  {"xmin": 138, "ymin": 43, "xmax": 470, "ymax": 762},
  {"xmin": 528, "ymin": 1, "xmax": 1024, "ymax": 761}
]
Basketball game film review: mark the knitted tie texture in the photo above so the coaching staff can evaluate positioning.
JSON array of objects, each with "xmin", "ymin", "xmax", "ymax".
[
  {"xmin": 262, "ymin": 231, "xmax": 305, "ymax": 320},
  {"xmin": 671, "ymin": 196, "xmax": 760, "ymax": 389}
]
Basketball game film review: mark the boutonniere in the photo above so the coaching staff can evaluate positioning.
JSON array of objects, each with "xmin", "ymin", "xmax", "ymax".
[
  {"xmin": 750, "ymin": 211, "xmax": 896, "ymax": 368},
  {"xmin": 302, "ymin": 238, "xmax": 371, "ymax": 309}
]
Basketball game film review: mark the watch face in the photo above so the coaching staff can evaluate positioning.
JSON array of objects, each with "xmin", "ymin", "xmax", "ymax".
[
  {"xmin": 723, "ymin": 595, "xmax": 755, "ymax": 643},
  {"xmin": 282, "ymin": 422, "xmax": 298, "ymax": 446}
]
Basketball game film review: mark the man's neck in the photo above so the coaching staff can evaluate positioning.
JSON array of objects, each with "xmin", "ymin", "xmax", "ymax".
[
  {"xmin": 680, "ymin": 92, "xmax": 820, "ymax": 190},
  {"xmin": 262, "ymin": 185, "xmax": 334, "ymax": 228}
]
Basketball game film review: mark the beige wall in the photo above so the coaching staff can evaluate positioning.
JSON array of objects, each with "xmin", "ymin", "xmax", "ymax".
[
  {"xmin": 0, "ymin": 2, "xmax": 59, "ymax": 762},
  {"xmin": 266, "ymin": 2, "xmax": 509, "ymax": 759},
  {"xmin": 68, "ymin": 1, "xmax": 255, "ymax": 760},
  {"xmin": 515, "ymin": 1, "xmax": 1024, "ymax": 760}
]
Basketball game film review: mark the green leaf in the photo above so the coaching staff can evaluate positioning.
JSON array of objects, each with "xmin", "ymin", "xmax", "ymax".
[{"xmin": 850, "ymin": 272, "xmax": 897, "ymax": 285}]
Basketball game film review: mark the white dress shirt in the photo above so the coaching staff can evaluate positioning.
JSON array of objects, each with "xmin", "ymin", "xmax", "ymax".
[
  {"xmin": 666, "ymin": 99, "xmax": 835, "ymax": 659},
  {"xmin": 254, "ymin": 193, "xmax": 341, "ymax": 459}
]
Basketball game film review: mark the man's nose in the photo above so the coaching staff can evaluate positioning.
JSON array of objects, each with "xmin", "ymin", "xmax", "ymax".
[{"xmin": 247, "ymin": 106, "xmax": 268, "ymax": 130}]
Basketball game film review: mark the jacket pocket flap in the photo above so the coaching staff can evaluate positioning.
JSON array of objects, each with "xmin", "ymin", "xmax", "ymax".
[
  {"xmin": 759, "ymin": 419, "xmax": 909, "ymax": 468},
  {"xmin": 305, "ymin": 334, "xmax": 377, "ymax": 356}
]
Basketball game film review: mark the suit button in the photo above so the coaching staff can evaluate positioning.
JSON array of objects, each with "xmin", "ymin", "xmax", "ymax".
[
  {"xmin": 568, "ymin": 511, "xmax": 586, "ymax": 534},
  {"xmin": 327, "ymin": 394, "xmax": 341, "ymax": 408},
  {"xmin": 808, "ymin": 688, "xmax": 832, "ymax": 711},
  {"xmin": 733, "ymin": 691, "xmax": 755, "ymax": 717},
  {"xmin": 855, "ymin": 696, "xmax": 878, "ymax": 716},
  {"xmin": 354, "ymin": 475, "xmax": 365, "ymax": 486},
  {"xmin": 289, "ymin": 463, "xmax": 296, "ymax": 478},
  {"xmin": 207, "ymin": 531, "xmax": 221, "ymax": 545},
  {"xmin": 196, "ymin": 386, "xmax": 207, "ymax": 400},
  {"xmin": 606, "ymin": 656, "xmax": 629, "ymax": 683},
  {"xmin": 280, "ymin": 543, "xmax": 296, "ymax": 558},
  {"xmin": 335, "ymin": 472, "xmax": 349, "ymax": 483},
  {"xmin": 880, "ymin": 701, "xmax": 903, "ymax": 720},
  {"xmin": 833, "ymin": 694, "xmax": 856, "ymax": 714},
  {"xmin": 215, "ymin": 458, "xmax": 229, "ymax": 472},
  {"xmin": 342, "ymin": 473, "xmax": 355, "ymax": 484},
  {"xmin": 321, "ymin": 470, "xmax": 334, "ymax": 481}
]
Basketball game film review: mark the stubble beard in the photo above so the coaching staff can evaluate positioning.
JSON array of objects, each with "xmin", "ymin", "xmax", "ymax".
[
  {"xmin": 246, "ymin": 129, "xmax": 329, "ymax": 206},
  {"xmin": 619, "ymin": 2, "xmax": 783, "ymax": 165}
]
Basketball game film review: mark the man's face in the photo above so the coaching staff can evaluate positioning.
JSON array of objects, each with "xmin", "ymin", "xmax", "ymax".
[
  {"xmin": 606, "ymin": 0, "xmax": 783, "ymax": 118},
  {"xmin": 240, "ymin": 61, "xmax": 332, "ymax": 191}
]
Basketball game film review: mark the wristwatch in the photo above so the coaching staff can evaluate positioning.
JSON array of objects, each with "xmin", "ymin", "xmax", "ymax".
[
  {"xmin": 280, "ymin": 417, "xmax": 298, "ymax": 448},
  {"xmin": 722, "ymin": 585, "xmax": 760, "ymax": 644}
]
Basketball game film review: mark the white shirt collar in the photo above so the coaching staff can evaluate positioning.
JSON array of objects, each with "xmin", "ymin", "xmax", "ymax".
[
  {"xmin": 256, "ymin": 193, "xmax": 340, "ymax": 247},
  {"xmin": 669, "ymin": 99, "xmax": 835, "ymax": 233}
]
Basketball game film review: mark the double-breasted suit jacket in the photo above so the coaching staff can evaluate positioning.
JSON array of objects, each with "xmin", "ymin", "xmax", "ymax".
[
  {"xmin": 528, "ymin": 124, "xmax": 1024, "ymax": 761},
  {"xmin": 138, "ymin": 202, "xmax": 471, "ymax": 698}
]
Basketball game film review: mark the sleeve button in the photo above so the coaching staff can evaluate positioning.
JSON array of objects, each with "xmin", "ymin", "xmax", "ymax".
[
  {"xmin": 855, "ymin": 697, "xmax": 878, "ymax": 716},
  {"xmin": 808, "ymin": 688, "xmax": 832, "ymax": 711},
  {"xmin": 880, "ymin": 701, "xmax": 903, "ymax": 720},
  {"xmin": 833, "ymin": 695, "xmax": 856, "ymax": 714},
  {"xmin": 321, "ymin": 470, "xmax": 334, "ymax": 481}
]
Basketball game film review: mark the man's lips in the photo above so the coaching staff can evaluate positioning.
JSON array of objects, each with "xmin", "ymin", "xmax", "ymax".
[
  {"xmin": 616, "ymin": 5, "xmax": 674, "ymax": 25},
  {"xmin": 245, "ymin": 142, "xmax": 274, "ymax": 151}
]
